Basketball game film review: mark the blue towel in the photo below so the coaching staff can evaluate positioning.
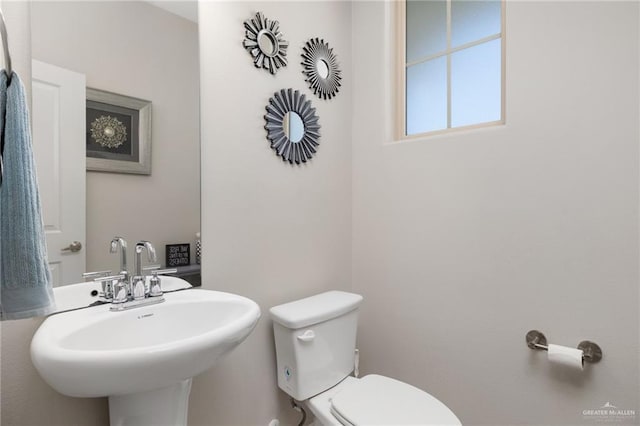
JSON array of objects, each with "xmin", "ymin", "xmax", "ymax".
[{"xmin": 0, "ymin": 71, "xmax": 55, "ymax": 320}]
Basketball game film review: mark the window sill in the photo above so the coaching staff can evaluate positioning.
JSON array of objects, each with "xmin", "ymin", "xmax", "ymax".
[{"xmin": 388, "ymin": 119, "xmax": 505, "ymax": 145}]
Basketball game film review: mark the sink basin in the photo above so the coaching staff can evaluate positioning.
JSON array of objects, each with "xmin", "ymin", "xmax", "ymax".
[{"xmin": 31, "ymin": 288, "xmax": 261, "ymax": 398}]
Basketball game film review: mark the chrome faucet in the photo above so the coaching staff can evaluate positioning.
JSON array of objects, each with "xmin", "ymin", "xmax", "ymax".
[
  {"xmin": 132, "ymin": 241, "xmax": 157, "ymax": 300},
  {"xmin": 110, "ymin": 237, "xmax": 129, "ymax": 283},
  {"xmin": 134, "ymin": 241, "xmax": 157, "ymax": 276},
  {"xmin": 90, "ymin": 238, "xmax": 171, "ymax": 311}
]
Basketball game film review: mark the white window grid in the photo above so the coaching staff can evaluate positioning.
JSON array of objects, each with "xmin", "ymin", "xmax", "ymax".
[{"xmin": 398, "ymin": 0, "xmax": 506, "ymax": 139}]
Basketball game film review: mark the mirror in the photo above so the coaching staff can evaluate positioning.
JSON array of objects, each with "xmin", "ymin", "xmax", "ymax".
[
  {"xmin": 302, "ymin": 37, "xmax": 343, "ymax": 100},
  {"xmin": 316, "ymin": 59, "xmax": 330, "ymax": 79},
  {"xmin": 257, "ymin": 30, "xmax": 278, "ymax": 57},
  {"xmin": 243, "ymin": 12, "xmax": 289, "ymax": 75},
  {"xmin": 264, "ymin": 89, "xmax": 320, "ymax": 165},
  {"xmin": 283, "ymin": 112, "xmax": 304, "ymax": 143},
  {"xmin": 30, "ymin": 1, "xmax": 201, "ymax": 288}
]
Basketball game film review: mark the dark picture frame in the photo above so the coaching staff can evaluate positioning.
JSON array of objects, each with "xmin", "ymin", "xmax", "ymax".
[
  {"xmin": 166, "ymin": 244, "xmax": 191, "ymax": 267},
  {"xmin": 86, "ymin": 88, "xmax": 152, "ymax": 175}
]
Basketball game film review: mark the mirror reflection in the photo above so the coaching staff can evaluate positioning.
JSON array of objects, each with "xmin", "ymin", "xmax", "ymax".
[
  {"xmin": 283, "ymin": 111, "xmax": 305, "ymax": 143},
  {"xmin": 316, "ymin": 59, "xmax": 330, "ymax": 79},
  {"xmin": 30, "ymin": 1, "xmax": 201, "ymax": 287},
  {"xmin": 257, "ymin": 30, "xmax": 278, "ymax": 57}
]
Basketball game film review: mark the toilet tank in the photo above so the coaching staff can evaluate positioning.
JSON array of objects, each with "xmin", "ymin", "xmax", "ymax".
[{"xmin": 270, "ymin": 291, "xmax": 363, "ymax": 401}]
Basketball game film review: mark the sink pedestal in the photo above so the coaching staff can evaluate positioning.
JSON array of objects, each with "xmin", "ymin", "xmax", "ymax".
[{"xmin": 109, "ymin": 379, "xmax": 192, "ymax": 426}]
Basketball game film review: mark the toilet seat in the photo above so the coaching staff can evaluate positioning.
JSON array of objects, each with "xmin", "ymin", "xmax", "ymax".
[{"xmin": 328, "ymin": 375, "xmax": 461, "ymax": 426}]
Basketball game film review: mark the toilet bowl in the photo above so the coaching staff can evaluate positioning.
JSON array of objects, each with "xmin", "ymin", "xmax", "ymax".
[{"xmin": 270, "ymin": 291, "xmax": 461, "ymax": 426}]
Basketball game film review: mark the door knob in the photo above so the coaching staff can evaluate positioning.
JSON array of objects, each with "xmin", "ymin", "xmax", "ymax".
[{"xmin": 61, "ymin": 241, "xmax": 82, "ymax": 253}]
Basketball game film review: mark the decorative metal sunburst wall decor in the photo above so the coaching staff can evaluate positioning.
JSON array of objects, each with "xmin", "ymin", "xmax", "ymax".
[
  {"xmin": 243, "ymin": 12, "xmax": 289, "ymax": 75},
  {"xmin": 264, "ymin": 88, "xmax": 321, "ymax": 164},
  {"xmin": 90, "ymin": 115, "xmax": 127, "ymax": 148},
  {"xmin": 301, "ymin": 38, "xmax": 342, "ymax": 100}
]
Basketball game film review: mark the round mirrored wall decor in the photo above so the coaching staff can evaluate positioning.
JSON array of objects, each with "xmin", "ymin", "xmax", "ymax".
[
  {"xmin": 243, "ymin": 12, "xmax": 288, "ymax": 75},
  {"xmin": 264, "ymin": 88, "xmax": 320, "ymax": 165},
  {"xmin": 301, "ymin": 38, "xmax": 342, "ymax": 100}
]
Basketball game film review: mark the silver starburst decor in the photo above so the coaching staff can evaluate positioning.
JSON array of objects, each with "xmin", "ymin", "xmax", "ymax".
[
  {"xmin": 243, "ymin": 12, "xmax": 288, "ymax": 75},
  {"xmin": 264, "ymin": 88, "xmax": 320, "ymax": 165},
  {"xmin": 90, "ymin": 115, "xmax": 127, "ymax": 148},
  {"xmin": 301, "ymin": 38, "xmax": 342, "ymax": 100}
]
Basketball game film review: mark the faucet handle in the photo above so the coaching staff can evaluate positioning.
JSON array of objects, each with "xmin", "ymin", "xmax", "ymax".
[
  {"xmin": 82, "ymin": 270, "xmax": 112, "ymax": 281},
  {"xmin": 148, "ymin": 269, "xmax": 177, "ymax": 297},
  {"xmin": 142, "ymin": 264, "xmax": 161, "ymax": 273},
  {"xmin": 153, "ymin": 268, "xmax": 178, "ymax": 276},
  {"xmin": 93, "ymin": 274, "xmax": 124, "ymax": 301},
  {"xmin": 93, "ymin": 274, "xmax": 125, "ymax": 283}
]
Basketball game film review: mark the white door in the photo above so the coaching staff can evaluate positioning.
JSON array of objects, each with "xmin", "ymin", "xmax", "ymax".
[{"xmin": 31, "ymin": 60, "xmax": 86, "ymax": 286}]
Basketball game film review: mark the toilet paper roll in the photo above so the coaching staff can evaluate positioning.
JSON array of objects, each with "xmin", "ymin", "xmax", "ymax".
[{"xmin": 548, "ymin": 344, "xmax": 584, "ymax": 370}]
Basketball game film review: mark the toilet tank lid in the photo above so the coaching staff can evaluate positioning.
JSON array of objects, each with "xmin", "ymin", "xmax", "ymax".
[{"xmin": 270, "ymin": 291, "xmax": 363, "ymax": 329}]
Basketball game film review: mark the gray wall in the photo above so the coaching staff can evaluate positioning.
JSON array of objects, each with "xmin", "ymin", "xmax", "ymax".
[
  {"xmin": 31, "ymin": 1, "xmax": 201, "ymax": 273},
  {"xmin": 194, "ymin": 1, "xmax": 352, "ymax": 424},
  {"xmin": 352, "ymin": 1, "xmax": 640, "ymax": 425}
]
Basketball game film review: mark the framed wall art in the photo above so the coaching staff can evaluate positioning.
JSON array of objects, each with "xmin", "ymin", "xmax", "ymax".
[
  {"xmin": 86, "ymin": 88, "xmax": 152, "ymax": 175},
  {"xmin": 166, "ymin": 243, "xmax": 191, "ymax": 267}
]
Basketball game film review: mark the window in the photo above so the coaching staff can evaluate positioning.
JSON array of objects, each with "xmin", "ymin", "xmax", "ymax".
[{"xmin": 401, "ymin": 0, "xmax": 504, "ymax": 138}]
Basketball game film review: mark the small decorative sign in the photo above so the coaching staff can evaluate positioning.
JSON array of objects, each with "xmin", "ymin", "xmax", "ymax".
[{"xmin": 166, "ymin": 244, "xmax": 190, "ymax": 267}]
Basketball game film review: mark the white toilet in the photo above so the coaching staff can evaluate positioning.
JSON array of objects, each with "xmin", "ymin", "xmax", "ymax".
[{"xmin": 270, "ymin": 291, "xmax": 461, "ymax": 425}]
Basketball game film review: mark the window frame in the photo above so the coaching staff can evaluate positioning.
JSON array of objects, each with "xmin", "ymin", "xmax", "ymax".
[{"xmin": 396, "ymin": 0, "xmax": 506, "ymax": 141}]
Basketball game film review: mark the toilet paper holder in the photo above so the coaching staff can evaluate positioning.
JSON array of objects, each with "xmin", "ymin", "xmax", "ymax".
[{"xmin": 525, "ymin": 330, "xmax": 603, "ymax": 363}]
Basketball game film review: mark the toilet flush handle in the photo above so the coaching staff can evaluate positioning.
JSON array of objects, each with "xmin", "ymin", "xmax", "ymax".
[{"xmin": 297, "ymin": 330, "xmax": 315, "ymax": 342}]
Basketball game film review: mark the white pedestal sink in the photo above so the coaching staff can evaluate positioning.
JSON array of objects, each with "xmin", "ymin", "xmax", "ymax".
[{"xmin": 31, "ymin": 287, "xmax": 261, "ymax": 426}]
